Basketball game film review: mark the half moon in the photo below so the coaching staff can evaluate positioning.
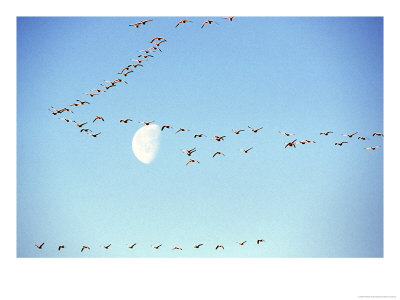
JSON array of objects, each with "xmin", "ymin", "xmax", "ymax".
[{"xmin": 132, "ymin": 124, "xmax": 161, "ymax": 164}]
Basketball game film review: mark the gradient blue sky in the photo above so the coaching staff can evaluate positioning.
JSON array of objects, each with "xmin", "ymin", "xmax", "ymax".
[{"xmin": 17, "ymin": 17, "xmax": 383, "ymax": 257}]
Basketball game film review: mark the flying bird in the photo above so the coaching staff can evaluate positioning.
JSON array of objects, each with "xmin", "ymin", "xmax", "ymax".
[
  {"xmin": 320, "ymin": 131, "xmax": 333, "ymax": 136},
  {"xmin": 148, "ymin": 46, "xmax": 162, "ymax": 52},
  {"xmin": 103, "ymin": 244, "xmax": 111, "ymax": 249},
  {"xmin": 297, "ymin": 140, "xmax": 316, "ymax": 144},
  {"xmin": 127, "ymin": 63, "xmax": 143, "ymax": 68},
  {"xmin": 358, "ymin": 136, "xmax": 369, "ymax": 140},
  {"xmin": 176, "ymin": 128, "xmax": 190, "ymax": 134},
  {"xmin": 232, "ymin": 129, "xmax": 245, "ymax": 134},
  {"xmin": 186, "ymin": 159, "xmax": 199, "ymax": 166},
  {"xmin": 285, "ymin": 140, "xmax": 297, "ymax": 148},
  {"xmin": 80, "ymin": 128, "xmax": 92, "ymax": 133},
  {"xmin": 84, "ymin": 93, "xmax": 99, "ymax": 97},
  {"xmin": 120, "ymin": 118, "xmax": 132, "ymax": 123},
  {"xmin": 139, "ymin": 49, "xmax": 154, "ymax": 54},
  {"xmin": 88, "ymin": 132, "xmax": 101, "ymax": 137},
  {"xmin": 241, "ymin": 147, "xmax": 253, "ymax": 153},
  {"xmin": 129, "ymin": 22, "xmax": 142, "ymax": 28},
  {"xmin": 138, "ymin": 54, "xmax": 154, "ymax": 58},
  {"xmin": 223, "ymin": 16, "xmax": 234, "ymax": 21},
  {"xmin": 48, "ymin": 107, "xmax": 62, "ymax": 115},
  {"xmin": 152, "ymin": 244, "xmax": 162, "ymax": 249},
  {"xmin": 58, "ymin": 245, "xmax": 64, "ymax": 251},
  {"xmin": 128, "ymin": 243, "xmax": 137, "ymax": 248},
  {"xmin": 118, "ymin": 66, "xmax": 129, "ymax": 74},
  {"xmin": 176, "ymin": 19, "xmax": 192, "ymax": 27},
  {"xmin": 150, "ymin": 37, "xmax": 166, "ymax": 43},
  {"xmin": 194, "ymin": 133, "xmax": 206, "ymax": 138},
  {"xmin": 194, "ymin": 244, "xmax": 203, "ymax": 248},
  {"xmin": 93, "ymin": 116, "xmax": 104, "ymax": 122},
  {"xmin": 139, "ymin": 120, "xmax": 155, "ymax": 126},
  {"xmin": 335, "ymin": 141, "xmax": 348, "ymax": 146},
  {"xmin": 213, "ymin": 151, "xmax": 225, "ymax": 157},
  {"xmin": 182, "ymin": 148, "xmax": 196, "ymax": 156},
  {"xmin": 131, "ymin": 59, "xmax": 147, "ymax": 64},
  {"xmin": 161, "ymin": 125, "xmax": 172, "ymax": 131},
  {"xmin": 74, "ymin": 121, "xmax": 88, "ymax": 128},
  {"xmin": 201, "ymin": 20, "xmax": 218, "ymax": 28},
  {"xmin": 212, "ymin": 135, "xmax": 226, "ymax": 141},
  {"xmin": 257, "ymin": 239, "xmax": 265, "ymax": 244},
  {"xmin": 342, "ymin": 132, "xmax": 358, "ymax": 138},
  {"xmin": 248, "ymin": 126, "xmax": 263, "ymax": 133},
  {"xmin": 81, "ymin": 246, "xmax": 90, "ymax": 252},
  {"xmin": 35, "ymin": 243, "xmax": 44, "ymax": 249},
  {"xmin": 76, "ymin": 99, "xmax": 90, "ymax": 105},
  {"xmin": 91, "ymin": 89, "xmax": 106, "ymax": 93},
  {"xmin": 365, "ymin": 146, "xmax": 381, "ymax": 150},
  {"xmin": 59, "ymin": 118, "xmax": 73, "ymax": 123},
  {"xmin": 237, "ymin": 241, "xmax": 247, "ymax": 246},
  {"xmin": 215, "ymin": 245, "xmax": 224, "ymax": 250},
  {"xmin": 172, "ymin": 246, "xmax": 183, "ymax": 250},
  {"xmin": 121, "ymin": 70, "xmax": 134, "ymax": 77},
  {"xmin": 155, "ymin": 40, "xmax": 166, "ymax": 47},
  {"xmin": 279, "ymin": 131, "xmax": 295, "ymax": 136},
  {"xmin": 372, "ymin": 132, "xmax": 384, "ymax": 137},
  {"xmin": 141, "ymin": 20, "xmax": 152, "ymax": 25}
]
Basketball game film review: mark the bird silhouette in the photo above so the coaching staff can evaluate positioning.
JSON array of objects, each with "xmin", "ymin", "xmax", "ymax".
[
  {"xmin": 372, "ymin": 132, "xmax": 384, "ymax": 137},
  {"xmin": 241, "ymin": 147, "xmax": 253, "ymax": 153},
  {"xmin": 342, "ymin": 132, "xmax": 358, "ymax": 138},
  {"xmin": 35, "ymin": 243, "xmax": 44, "ymax": 249},
  {"xmin": 120, "ymin": 118, "xmax": 132, "ymax": 123},
  {"xmin": 201, "ymin": 20, "xmax": 218, "ymax": 28},
  {"xmin": 176, "ymin": 20, "xmax": 192, "ymax": 27},
  {"xmin": 176, "ymin": 128, "xmax": 190, "ymax": 134},
  {"xmin": 186, "ymin": 159, "xmax": 200, "ymax": 166},
  {"xmin": 285, "ymin": 140, "xmax": 297, "ymax": 148},
  {"xmin": 248, "ymin": 126, "xmax": 263, "ymax": 133},
  {"xmin": 320, "ymin": 131, "xmax": 333, "ymax": 136},
  {"xmin": 93, "ymin": 116, "xmax": 104, "ymax": 123},
  {"xmin": 232, "ymin": 129, "xmax": 245, "ymax": 134},
  {"xmin": 161, "ymin": 125, "xmax": 172, "ymax": 131},
  {"xmin": 213, "ymin": 152, "xmax": 225, "ymax": 157},
  {"xmin": 365, "ymin": 146, "xmax": 381, "ymax": 150},
  {"xmin": 88, "ymin": 132, "xmax": 101, "ymax": 137},
  {"xmin": 335, "ymin": 141, "xmax": 348, "ymax": 146},
  {"xmin": 81, "ymin": 246, "xmax": 90, "ymax": 252}
]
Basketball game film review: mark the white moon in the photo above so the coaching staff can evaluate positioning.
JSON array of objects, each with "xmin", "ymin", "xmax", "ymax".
[{"xmin": 132, "ymin": 124, "xmax": 161, "ymax": 164}]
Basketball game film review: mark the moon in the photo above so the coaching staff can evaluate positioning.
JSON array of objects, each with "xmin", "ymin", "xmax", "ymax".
[{"xmin": 132, "ymin": 124, "xmax": 161, "ymax": 164}]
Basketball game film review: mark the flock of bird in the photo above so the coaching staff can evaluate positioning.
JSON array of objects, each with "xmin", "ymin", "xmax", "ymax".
[
  {"xmin": 48, "ymin": 17, "xmax": 383, "ymax": 166},
  {"xmin": 34, "ymin": 239, "xmax": 266, "ymax": 253}
]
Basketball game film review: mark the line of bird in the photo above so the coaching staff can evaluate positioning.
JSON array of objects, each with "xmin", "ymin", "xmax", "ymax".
[
  {"xmin": 48, "ymin": 17, "xmax": 237, "ymax": 135},
  {"xmin": 48, "ymin": 33, "xmax": 168, "ymax": 136},
  {"xmin": 180, "ymin": 130, "xmax": 383, "ymax": 165},
  {"xmin": 48, "ymin": 18, "xmax": 383, "ymax": 157},
  {"xmin": 129, "ymin": 17, "xmax": 234, "ymax": 29},
  {"xmin": 34, "ymin": 239, "xmax": 264, "ymax": 252}
]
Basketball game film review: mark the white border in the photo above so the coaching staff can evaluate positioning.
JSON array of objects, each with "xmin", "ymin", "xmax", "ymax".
[{"xmin": 2, "ymin": 1, "xmax": 399, "ymax": 299}]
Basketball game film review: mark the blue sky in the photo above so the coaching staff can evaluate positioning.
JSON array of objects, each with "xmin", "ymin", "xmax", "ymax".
[{"xmin": 17, "ymin": 17, "xmax": 383, "ymax": 257}]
